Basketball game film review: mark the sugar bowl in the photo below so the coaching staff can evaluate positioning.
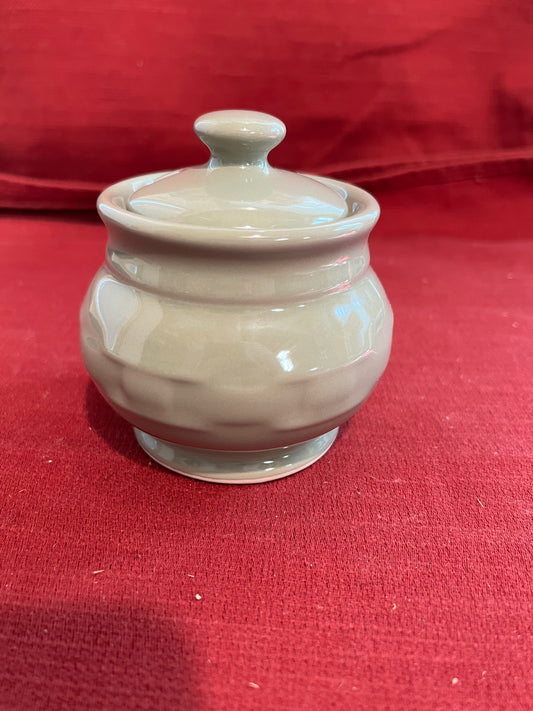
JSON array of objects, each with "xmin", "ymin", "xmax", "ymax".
[{"xmin": 80, "ymin": 110, "xmax": 393, "ymax": 483}]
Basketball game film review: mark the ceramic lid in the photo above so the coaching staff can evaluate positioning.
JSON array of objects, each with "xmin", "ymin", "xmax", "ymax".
[{"xmin": 127, "ymin": 110, "xmax": 349, "ymax": 229}]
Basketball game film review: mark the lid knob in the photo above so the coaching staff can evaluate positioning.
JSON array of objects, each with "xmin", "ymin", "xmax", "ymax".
[{"xmin": 194, "ymin": 110, "xmax": 286, "ymax": 168}]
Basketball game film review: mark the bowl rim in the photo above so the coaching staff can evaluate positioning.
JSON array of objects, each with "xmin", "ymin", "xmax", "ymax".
[{"xmin": 97, "ymin": 172, "xmax": 380, "ymax": 250}]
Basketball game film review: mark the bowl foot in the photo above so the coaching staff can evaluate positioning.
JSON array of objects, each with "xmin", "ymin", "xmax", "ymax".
[{"xmin": 133, "ymin": 427, "xmax": 339, "ymax": 484}]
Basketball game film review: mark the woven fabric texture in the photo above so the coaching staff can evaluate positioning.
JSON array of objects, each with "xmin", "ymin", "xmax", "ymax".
[{"xmin": 0, "ymin": 206, "xmax": 531, "ymax": 710}]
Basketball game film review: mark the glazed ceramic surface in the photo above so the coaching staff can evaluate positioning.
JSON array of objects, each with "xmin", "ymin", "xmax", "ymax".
[{"xmin": 80, "ymin": 110, "xmax": 393, "ymax": 483}]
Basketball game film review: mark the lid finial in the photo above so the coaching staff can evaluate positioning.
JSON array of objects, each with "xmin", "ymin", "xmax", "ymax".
[{"xmin": 194, "ymin": 110, "xmax": 286, "ymax": 168}]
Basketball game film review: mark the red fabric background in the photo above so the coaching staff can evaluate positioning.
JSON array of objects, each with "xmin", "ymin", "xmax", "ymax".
[
  {"xmin": 1, "ymin": 213, "xmax": 531, "ymax": 710},
  {"xmin": 1, "ymin": 0, "xmax": 533, "ymax": 209},
  {"xmin": 1, "ymin": 0, "xmax": 533, "ymax": 709}
]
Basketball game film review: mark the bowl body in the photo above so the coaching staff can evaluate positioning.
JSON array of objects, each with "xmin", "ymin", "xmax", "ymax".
[{"xmin": 80, "ymin": 173, "xmax": 393, "ymax": 482}]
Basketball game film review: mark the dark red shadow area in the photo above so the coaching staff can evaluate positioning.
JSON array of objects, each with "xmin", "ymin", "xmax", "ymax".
[{"xmin": 0, "ymin": 602, "xmax": 201, "ymax": 710}]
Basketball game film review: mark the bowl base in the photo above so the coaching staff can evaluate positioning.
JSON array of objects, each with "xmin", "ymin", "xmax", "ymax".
[{"xmin": 134, "ymin": 427, "xmax": 339, "ymax": 484}]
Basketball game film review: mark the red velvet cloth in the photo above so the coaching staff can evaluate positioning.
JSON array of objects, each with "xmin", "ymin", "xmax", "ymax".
[
  {"xmin": 1, "ymin": 209, "xmax": 531, "ymax": 710},
  {"xmin": 2, "ymin": 0, "xmax": 533, "ymax": 708},
  {"xmin": 2, "ymin": 0, "xmax": 533, "ymax": 209}
]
